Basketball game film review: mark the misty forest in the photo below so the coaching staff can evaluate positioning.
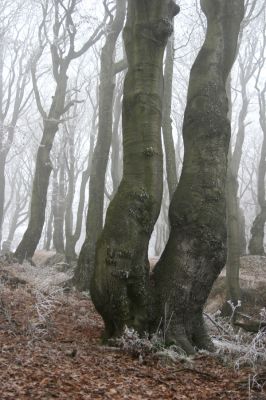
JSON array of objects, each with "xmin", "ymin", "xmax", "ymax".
[{"xmin": 0, "ymin": 0, "xmax": 266, "ymax": 399}]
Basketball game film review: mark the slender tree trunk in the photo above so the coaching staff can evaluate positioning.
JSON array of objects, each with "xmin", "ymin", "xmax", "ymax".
[
  {"xmin": 14, "ymin": 0, "xmax": 103, "ymax": 262},
  {"xmin": 65, "ymin": 113, "xmax": 96, "ymax": 263},
  {"xmin": 225, "ymin": 150, "xmax": 241, "ymax": 310},
  {"xmin": 73, "ymin": 0, "xmax": 126, "ymax": 290},
  {"xmin": 44, "ymin": 206, "xmax": 53, "ymax": 251},
  {"xmin": 249, "ymin": 86, "xmax": 266, "ymax": 255},
  {"xmin": 0, "ymin": 157, "xmax": 5, "ymax": 247},
  {"xmin": 0, "ymin": 37, "xmax": 5, "ymax": 248},
  {"xmin": 111, "ymin": 84, "xmax": 123, "ymax": 198},
  {"xmin": 162, "ymin": 34, "xmax": 178, "ymax": 200},
  {"xmin": 15, "ymin": 122, "xmax": 59, "ymax": 261},
  {"xmin": 91, "ymin": 0, "xmax": 180, "ymax": 339},
  {"xmin": 224, "ymin": 63, "xmax": 250, "ymax": 311},
  {"xmin": 64, "ymin": 132, "xmax": 75, "ymax": 260},
  {"xmin": 6, "ymin": 195, "xmax": 26, "ymax": 250},
  {"xmin": 152, "ymin": 0, "xmax": 244, "ymax": 355},
  {"xmin": 15, "ymin": 67, "xmax": 68, "ymax": 262},
  {"xmin": 53, "ymin": 153, "xmax": 66, "ymax": 253}
]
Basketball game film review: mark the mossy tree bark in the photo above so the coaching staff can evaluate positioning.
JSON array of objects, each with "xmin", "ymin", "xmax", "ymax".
[
  {"xmin": 91, "ymin": 0, "xmax": 180, "ymax": 339},
  {"xmin": 73, "ymin": 0, "xmax": 126, "ymax": 290},
  {"xmin": 249, "ymin": 83, "xmax": 266, "ymax": 255},
  {"xmin": 152, "ymin": 0, "xmax": 244, "ymax": 355}
]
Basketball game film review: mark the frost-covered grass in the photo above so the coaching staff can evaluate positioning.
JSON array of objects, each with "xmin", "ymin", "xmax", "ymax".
[
  {"xmin": 206, "ymin": 307, "xmax": 266, "ymax": 371},
  {"xmin": 27, "ymin": 287, "xmax": 64, "ymax": 340},
  {"xmin": 1, "ymin": 260, "xmax": 73, "ymax": 292}
]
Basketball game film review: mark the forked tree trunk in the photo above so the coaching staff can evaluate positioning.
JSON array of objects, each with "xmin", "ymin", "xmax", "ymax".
[
  {"xmin": 152, "ymin": 0, "xmax": 244, "ymax": 354},
  {"xmin": 91, "ymin": 0, "xmax": 180, "ymax": 339}
]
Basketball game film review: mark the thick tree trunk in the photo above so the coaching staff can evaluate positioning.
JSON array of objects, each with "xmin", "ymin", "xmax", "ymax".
[
  {"xmin": 73, "ymin": 0, "xmax": 126, "ymax": 290},
  {"xmin": 162, "ymin": 35, "xmax": 178, "ymax": 200},
  {"xmin": 152, "ymin": 0, "xmax": 244, "ymax": 354},
  {"xmin": 91, "ymin": 0, "xmax": 180, "ymax": 339}
]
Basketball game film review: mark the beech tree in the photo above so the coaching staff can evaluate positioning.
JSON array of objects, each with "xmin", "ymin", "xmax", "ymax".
[
  {"xmin": 91, "ymin": 0, "xmax": 180, "ymax": 338},
  {"xmin": 15, "ymin": 0, "xmax": 106, "ymax": 262},
  {"xmin": 0, "ymin": 4, "xmax": 33, "ymax": 248},
  {"xmin": 73, "ymin": 0, "xmax": 126, "ymax": 290},
  {"xmin": 248, "ymin": 29, "xmax": 266, "ymax": 255},
  {"xmin": 152, "ymin": 0, "xmax": 244, "ymax": 354},
  {"xmin": 91, "ymin": 0, "xmax": 244, "ymax": 355}
]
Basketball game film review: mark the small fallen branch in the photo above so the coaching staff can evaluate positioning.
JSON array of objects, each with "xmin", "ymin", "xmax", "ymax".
[
  {"xmin": 233, "ymin": 312, "xmax": 266, "ymax": 333},
  {"xmin": 203, "ymin": 312, "xmax": 230, "ymax": 335}
]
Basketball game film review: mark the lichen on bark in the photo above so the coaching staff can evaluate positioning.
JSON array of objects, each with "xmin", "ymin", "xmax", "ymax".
[
  {"xmin": 91, "ymin": 0, "xmax": 179, "ymax": 339},
  {"xmin": 151, "ymin": 0, "xmax": 245, "ymax": 354}
]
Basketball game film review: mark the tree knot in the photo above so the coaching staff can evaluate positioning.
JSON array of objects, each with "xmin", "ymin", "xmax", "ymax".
[{"xmin": 153, "ymin": 18, "xmax": 174, "ymax": 44}]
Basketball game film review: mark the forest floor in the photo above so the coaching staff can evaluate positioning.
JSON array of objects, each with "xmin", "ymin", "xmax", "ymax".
[{"xmin": 0, "ymin": 254, "xmax": 266, "ymax": 400}]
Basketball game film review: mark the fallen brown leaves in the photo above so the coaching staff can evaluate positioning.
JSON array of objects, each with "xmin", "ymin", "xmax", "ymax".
[{"xmin": 0, "ymin": 266, "xmax": 265, "ymax": 400}]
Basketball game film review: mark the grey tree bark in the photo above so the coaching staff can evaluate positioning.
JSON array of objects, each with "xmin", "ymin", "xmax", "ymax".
[
  {"xmin": 249, "ymin": 82, "xmax": 266, "ymax": 255},
  {"xmin": 53, "ymin": 149, "xmax": 66, "ymax": 254},
  {"xmin": 91, "ymin": 0, "xmax": 180, "ymax": 339},
  {"xmin": 0, "ymin": 29, "xmax": 31, "ymax": 248},
  {"xmin": 225, "ymin": 54, "xmax": 254, "ymax": 310},
  {"xmin": 152, "ymin": 0, "xmax": 244, "ymax": 354},
  {"xmin": 162, "ymin": 33, "xmax": 178, "ymax": 200},
  {"xmin": 73, "ymin": 0, "xmax": 126, "ymax": 290},
  {"xmin": 15, "ymin": 0, "xmax": 105, "ymax": 262}
]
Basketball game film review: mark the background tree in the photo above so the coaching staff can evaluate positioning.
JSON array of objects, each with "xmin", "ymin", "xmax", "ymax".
[
  {"xmin": 73, "ymin": 0, "xmax": 126, "ymax": 290},
  {"xmin": 224, "ymin": 16, "xmax": 262, "ymax": 312},
  {"xmin": 15, "ymin": 0, "xmax": 106, "ymax": 262},
  {"xmin": 248, "ymin": 24, "xmax": 266, "ymax": 255},
  {"xmin": 0, "ymin": 2, "xmax": 34, "ymax": 248}
]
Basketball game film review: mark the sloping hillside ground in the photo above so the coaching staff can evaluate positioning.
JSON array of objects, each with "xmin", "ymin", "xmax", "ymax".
[
  {"xmin": 206, "ymin": 256, "xmax": 266, "ymax": 317},
  {"xmin": 0, "ymin": 253, "xmax": 265, "ymax": 400}
]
